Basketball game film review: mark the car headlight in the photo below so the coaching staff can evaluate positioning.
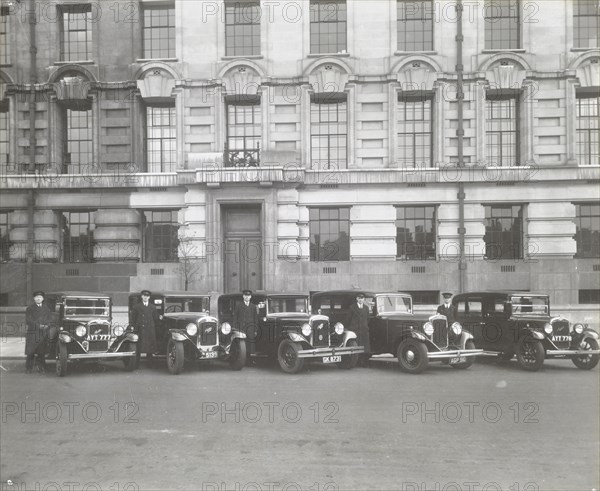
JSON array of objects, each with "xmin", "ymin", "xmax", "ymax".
[
  {"xmin": 186, "ymin": 323, "xmax": 198, "ymax": 336},
  {"xmin": 543, "ymin": 323, "xmax": 553, "ymax": 335},
  {"xmin": 75, "ymin": 325, "xmax": 87, "ymax": 337},
  {"xmin": 573, "ymin": 323, "xmax": 584, "ymax": 334},
  {"xmin": 113, "ymin": 325, "xmax": 124, "ymax": 337},
  {"xmin": 334, "ymin": 322, "xmax": 344, "ymax": 335},
  {"xmin": 451, "ymin": 322, "xmax": 462, "ymax": 335},
  {"xmin": 221, "ymin": 322, "xmax": 232, "ymax": 335},
  {"xmin": 301, "ymin": 323, "xmax": 312, "ymax": 337},
  {"xmin": 423, "ymin": 322, "xmax": 434, "ymax": 336}
]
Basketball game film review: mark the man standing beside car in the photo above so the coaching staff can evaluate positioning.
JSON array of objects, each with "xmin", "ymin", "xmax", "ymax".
[
  {"xmin": 25, "ymin": 291, "xmax": 53, "ymax": 373},
  {"xmin": 131, "ymin": 290, "xmax": 159, "ymax": 363},
  {"xmin": 437, "ymin": 292, "xmax": 457, "ymax": 324},
  {"xmin": 347, "ymin": 292, "xmax": 370, "ymax": 367},
  {"xmin": 234, "ymin": 289, "xmax": 258, "ymax": 365}
]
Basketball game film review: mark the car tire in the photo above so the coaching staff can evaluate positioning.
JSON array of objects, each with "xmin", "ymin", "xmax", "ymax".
[
  {"xmin": 277, "ymin": 339, "xmax": 305, "ymax": 374},
  {"xmin": 167, "ymin": 339, "xmax": 185, "ymax": 375},
  {"xmin": 122, "ymin": 342, "xmax": 139, "ymax": 371},
  {"xmin": 337, "ymin": 339, "xmax": 359, "ymax": 369},
  {"xmin": 56, "ymin": 342, "xmax": 68, "ymax": 377},
  {"xmin": 228, "ymin": 339, "xmax": 247, "ymax": 371},
  {"xmin": 516, "ymin": 336, "xmax": 545, "ymax": 371},
  {"xmin": 397, "ymin": 338, "xmax": 429, "ymax": 374},
  {"xmin": 571, "ymin": 338, "xmax": 600, "ymax": 370},
  {"xmin": 450, "ymin": 340, "xmax": 475, "ymax": 369}
]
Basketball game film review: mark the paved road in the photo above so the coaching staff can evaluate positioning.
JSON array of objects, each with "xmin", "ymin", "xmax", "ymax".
[{"xmin": 0, "ymin": 356, "xmax": 598, "ymax": 491}]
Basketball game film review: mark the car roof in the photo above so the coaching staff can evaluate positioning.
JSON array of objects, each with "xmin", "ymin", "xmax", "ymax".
[
  {"xmin": 312, "ymin": 290, "xmax": 410, "ymax": 297},
  {"xmin": 453, "ymin": 291, "xmax": 549, "ymax": 297},
  {"xmin": 46, "ymin": 291, "xmax": 111, "ymax": 298},
  {"xmin": 219, "ymin": 291, "xmax": 308, "ymax": 297},
  {"xmin": 129, "ymin": 291, "xmax": 211, "ymax": 297}
]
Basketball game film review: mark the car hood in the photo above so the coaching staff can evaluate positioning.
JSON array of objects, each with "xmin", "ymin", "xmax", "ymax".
[
  {"xmin": 266, "ymin": 313, "xmax": 310, "ymax": 320},
  {"xmin": 511, "ymin": 315, "xmax": 551, "ymax": 323}
]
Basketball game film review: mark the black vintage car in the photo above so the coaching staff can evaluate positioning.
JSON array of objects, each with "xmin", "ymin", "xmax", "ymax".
[
  {"xmin": 45, "ymin": 292, "xmax": 138, "ymax": 377},
  {"xmin": 311, "ymin": 290, "xmax": 483, "ymax": 374},
  {"xmin": 218, "ymin": 292, "xmax": 364, "ymax": 374},
  {"xmin": 128, "ymin": 292, "xmax": 247, "ymax": 374},
  {"xmin": 453, "ymin": 291, "xmax": 600, "ymax": 371}
]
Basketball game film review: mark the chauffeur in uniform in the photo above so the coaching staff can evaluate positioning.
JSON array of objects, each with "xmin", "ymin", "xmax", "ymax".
[
  {"xmin": 25, "ymin": 290, "xmax": 53, "ymax": 373},
  {"xmin": 131, "ymin": 289, "xmax": 159, "ymax": 362},
  {"xmin": 234, "ymin": 289, "xmax": 258, "ymax": 365},
  {"xmin": 437, "ymin": 292, "xmax": 457, "ymax": 324},
  {"xmin": 347, "ymin": 292, "xmax": 371, "ymax": 367}
]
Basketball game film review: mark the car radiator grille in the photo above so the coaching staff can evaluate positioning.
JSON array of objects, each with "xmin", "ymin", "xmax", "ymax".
[
  {"xmin": 431, "ymin": 318, "xmax": 448, "ymax": 349},
  {"xmin": 88, "ymin": 341, "xmax": 109, "ymax": 352},
  {"xmin": 551, "ymin": 319, "xmax": 571, "ymax": 349},
  {"xmin": 312, "ymin": 321, "xmax": 330, "ymax": 347},
  {"xmin": 88, "ymin": 322, "xmax": 110, "ymax": 337},
  {"xmin": 200, "ymin": 322, "xmax": 217, "ymax": 346}
]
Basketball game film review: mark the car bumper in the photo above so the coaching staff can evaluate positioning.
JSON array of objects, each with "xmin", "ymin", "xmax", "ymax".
[
  {"xmin": 67, "ymin": 351, "xmax": 137, "ymax": 360},
  {"xmin": 427, "ymin": 349, "xmax": 484, "ymax": 360},
  {"xmin": 546, "ymin": 349, "xmax": 600, "ymax": 356},
  {"xmin": 297, "ymin": 345, "xmax": 364, "ymax": 359}
]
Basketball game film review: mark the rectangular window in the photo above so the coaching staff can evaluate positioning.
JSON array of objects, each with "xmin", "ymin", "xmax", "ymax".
[
  {"xmin": 146, "ymin": 105, "xmax": 176, "ymax": 172},
  {"xmin": 406, "ymin": 291, "xmax": 439, "ymax": 305},
  {"xmin": 0, "ymin": 211, "xmax": 10, "ymax": 262},
  {"xmin": 486, "ymin": 91, "xmax": 520, "ymax": 167},
  {"xmin": 64, "ymin": 108, "xmax": 93, "ymax": 174},
  {"xmin": 574, "ymin": 0, "xmax": 599, "ymax": 48},
  {"xmin": 397, "ymin": 0, "xmax": 433, "ymax": 51},
  {"xmin": 310, "ymin": 94, "xmax": 347, "ymax": 170},
  {"xmin": 310, "ymin": 0, "xmax": 347, "ymax": 54},
  {"xmin": 575, "ymin": 203, "xmax": 600, "ymax": 258},
  {"xmin": 0, "ymin": 99, "xmax": 8, "ymax": 174},
  {"xmin": 0, "ymin": 6, "xmax": 9, "ymax": 65},
  {"xmin": 62, "ymin": 211, "xmax": 95, "ymax": 263},
  {"xmin": 309, "ymin": 207, "xmax": 350, "ymax": 261},
  {"xmin": 225, "ymin": 98, "xmax": 261, "ymax": 167},
  {"xmin": 225, "ymin": 1, "xmax": 260, "ymax": 56},
  {"xmin": 142, "ymin": 210, "xmax": 179, "ymax": 262},
  {"xmin": 576, "ymin": 92, "xmax": 599, "ymax": 166},
  {"xmin": 484, "ymin": 0, "xmax": 521, "ymax": 50},
  {"xmin": 484, "ymin": 204, "xmax": 524, "ymax": 260},
  {"xmin": 143, "ymin": 5, "xmax": 175, "ymax": 59},
  {"xmin": 396, "ymin": 206, "xmax": 436, "ymax": 260},
  {"xmin": 397, "ymin": 92, "xmax": 433, "ymax": 167},
  {"xmin": 61, "ymin": 5, "xmax": 92, "ymax": 61},
  {"xmin": 579, "ymin": 289, "xmax": 600, "ymax": 304}
]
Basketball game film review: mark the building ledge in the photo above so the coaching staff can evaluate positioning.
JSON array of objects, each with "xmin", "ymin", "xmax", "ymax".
[{"xmin": 0, "ymin": 172, "xmax": 178, "ymax": 189}]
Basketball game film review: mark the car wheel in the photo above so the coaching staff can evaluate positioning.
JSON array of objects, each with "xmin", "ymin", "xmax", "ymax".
[
  {"xmin": 277, "ymin": 339, "xmax": 305, "ymax": 374},
  {"xmin": 167, "ymin": 339, "xmax": 184, "ymax": 375},
  {"xmin": 56, "ymin": 342, "xmax": 68, "ymax": 377},
  {"xmin": 122, "ymin": 342, "xmax": 139, "ymax": 371},
  {"xmin": 397, "ymin": 338, "xmax": 429, "ymax": 374},
  {"xmin": 451, "ymin": 340, "xmax": 475, "ymax": 369},
  {"xmin": 571, "ymin": 338, "xmax": 600, "ymax": 370},
  {"xmin": 228, "ymin": 339, "xmax": 247, "ymax": 371},
  {"xmin": 337, "ymin": 339, "xmax": 359, "ymax": 369},
  {"xmin": 516, "ymin": 336, "xmax": 544, "ymax": 371}
]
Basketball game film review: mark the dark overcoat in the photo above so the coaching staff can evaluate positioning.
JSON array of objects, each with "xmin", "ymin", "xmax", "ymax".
[
  {"xmin": 437, "ymin": 304, "xmax": 457, "ymax": 325},
  {"xmin": 347, "ymin": 302, "xmax": 370, "ymax": 353},
  {"xmin": 25, "ymin": 302, "xmax": 53, "ymax": 356},
  {"xmin": 130, "ymin": 302, "xmax": 159, "ymax": 354},
  {"xmin": 233, "ymin": 302, "xmax": 258, "ymax": 341}
]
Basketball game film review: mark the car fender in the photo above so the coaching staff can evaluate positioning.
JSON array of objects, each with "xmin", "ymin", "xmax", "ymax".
[
  {"xmin": 58, "ymin": 332, "xmax": 73, "ymax": 344},
  {"xmin": 410, "ymin": 330, "xmax": 428, "ymax": 342},
  {"xmin": 170, "ymin": 331, "xmax": 187, "ymax": 342},
  {"xmin": 459, "ymin": 331, "xmax": 474, "ymax": 347},
  {"xmin": 125, "ymin": 332, "xmax": 138, "ymax": 343},
  {"xmin": 231, "ymin": 331, "xmax": 247, "ymax": 340},
  {"xmin": 285, "ymin": 331, "xmax": 308, "ymax": 344},
  {"xmin": 521, "ymin": 329, "xmax": 544, "ymax": 341},
  {"xmin": 342, "ymin": 330, "xmax": 357, "ymax": 345},
  {"xmin": 581, "ymin": 329, "xmax": 599, "ymax": 342}
]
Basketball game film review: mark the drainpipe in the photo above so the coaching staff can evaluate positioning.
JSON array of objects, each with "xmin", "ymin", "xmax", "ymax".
[
  {"xmin": 456, "ymin": 0, "xmax": 466, "ymax": 293},
  {"xmin": 26, "ymin": 0, "xmax": 38, "ymax": 299}
]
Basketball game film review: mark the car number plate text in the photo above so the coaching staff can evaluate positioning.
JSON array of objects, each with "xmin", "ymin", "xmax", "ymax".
[
  {"xmin": 450, "ymin": 356, "xmax": 466, "ymax": 364},
  {"xmin": 202, "ymin": 351, "xmax": 218, "ymax": 359},
  {"xmin": 323, "ymin": 355, "xmax": 342, "ymax": 363}
]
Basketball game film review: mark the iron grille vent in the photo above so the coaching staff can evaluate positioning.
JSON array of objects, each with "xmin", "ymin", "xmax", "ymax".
[
  {"xmin": 411, "ymin": 266, "xmax": 426, "ymax": 273},
  {"xmin": 408, "ymin": 183, "xmax": 426, "ymax": 188},
  {"xmin": 150, "ymin": 187, "xmax": 167, "ymax": 192},
  {"xmin": 323, "ymin": 266, "xmax": 337, "ymax": 274},
  {"xmin": 320, "ymin": 184, "xmax": 339, "ymax": 189},
  {"xmin": 501, "ymin": 265, "xmax": 515, "ymax": 272},
  {"xmin": 593, "ymin": 265, "xmax": 600, "ymax": 272},
  {"xmin": 151, "ymin": 268, "xmax": 164, "ymax": 275},
  {"xmin": 66, "ymin": 268, "xmax": 79, "ymax": 276},
  {"xmin": 496, "ymin": 182, "xmax": 516, "ymax": 186}
]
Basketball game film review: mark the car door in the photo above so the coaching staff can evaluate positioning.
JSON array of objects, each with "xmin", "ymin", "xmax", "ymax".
[
  {"xmin": 482, "ymin": 295, "xmax": 511, "ymax": 352},
  {"xmin": 457, "ymin": 296, "xmax": 486, "ymax": 348}
]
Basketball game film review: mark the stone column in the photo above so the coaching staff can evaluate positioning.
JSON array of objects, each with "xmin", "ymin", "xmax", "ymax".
[{"xmin": 93, "ymin": 209, "xmax": 141, "ymax": 262}]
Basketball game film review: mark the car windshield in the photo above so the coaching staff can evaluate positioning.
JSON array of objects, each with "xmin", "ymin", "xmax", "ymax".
[
  {"xmin": 267, "ymin": 297, "xmax": 308, "ymax": 314},
  {"xmin": 510, "ymin": 296, "xmax": 549, "ymax": 315},
  {"xmin": 164, "ymin": 297, "xmax": 209, "ymax": 313},
  {"xmin": 64, "ymin": 297, "xmax": 110, "ymax": 317},
  {"xmin": 376, "ymin": 295, "xmax": 412, "ymax": 314}
]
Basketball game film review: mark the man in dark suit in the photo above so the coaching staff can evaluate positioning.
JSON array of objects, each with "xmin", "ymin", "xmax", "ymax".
[
  {"xmin": 233, "ymin": 289, "xmax": 258, "ymax": 365},
  {"xmin": 437, "ymin": 292, "xmax": 457, "ymax": 324},
  {"xmin": 347, "ymin": 292, "xmax": 370, "ymax": 366},
  {"xmin": 25, "ymin": 291, "xmax": 53, "ymax": 373},
  {"xmin": 130, "ymin": 289, "xmax": 159, "ymax": 362}
]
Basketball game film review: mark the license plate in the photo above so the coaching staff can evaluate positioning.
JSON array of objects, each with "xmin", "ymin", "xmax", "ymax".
[
  {"xmin": 552, "ymin": 336, "xmax": 571, "ymax": 342},
  {"xmin": 202, "ymin": 351, "xmax": 218, "ymax": 359},
  {"xmin": 450, "ymin": 356, "xmax": 466, "ymax": 364},
  {"xmin": 322, "ymin": 355, "xmax": 342, "ymax": 363}
]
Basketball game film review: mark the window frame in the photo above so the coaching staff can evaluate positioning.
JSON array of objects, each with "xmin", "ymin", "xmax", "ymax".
[
  {"xmin": 309, "ymin": 207, "xmax": 351, "ymax": 262},
  {"xmin": 574, "ymin": 202, "xmax": 600, "ymax": 258},
  {"xmin": 575, "ymin": 90, "xmax": 599, "ymax": 166},
  {"xmin": 310, "ymin": 93, "xmax": 348, "ymax": 170},
  {"xmin": 396, "ymin": 0, "xmax": 434, "ymax": 52},
  {"xmin": 62, "ymin": 210, "xmax": 95, "ymax": 263},
  {"xmin": 142, "ymin": 3, "xmax": 176, "ymax": 59},
  {"xmin": 60, "ymin": 4, "xmax": 93, "ymax": 62},
  {"xmin": 486, "ymin": 90, "xmax": 521, "ymax": 167},
  {"xmin": 483, "ymin": 0, "xmax": 521, "ymax": 50},
  {"xmin": 224, "ymin": 0, "xmax": 261, "ymax": 56},
  {"xmin": 142, "ymin": 209, "xmax": 180, "ymax": 263},
  {"xmin": 309, "ymin": 0, "xmax": 347, "ymax": 54},
  {"xmin": 397, "ymin": 91, "xmax": 434, "ymax": 168},
  {"xmin": 574, "ymin": 0, "xmax": 599, "ymax": 49},
  {"xmin": 145, "ymin": 104, "xmax": 177, "ymax": 173},
  {"xmin": 483, "ymin": 204, "xmax": 525, "ymax": 260},
  {"xmin": 395, "ymin": 205, "xmax": 437, "ymax": 260}
]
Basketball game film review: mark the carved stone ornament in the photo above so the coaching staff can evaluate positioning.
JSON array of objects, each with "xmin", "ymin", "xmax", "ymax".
[
  {"xmin": 223, "ymin": 66, "xmax": 261, "ymax": 96},
  {"xmin": 309, "ymin": 64, "xmax": 348, "ymax": 94},
  {"xmin": 488, "ymin": 63, "xmax": 526, "ymax": 90},
  {"xmin": 137, "ymin": 70, "xmax": 175, "ymax": 102},
  {"xmin": 56, "ymin": 76, "xmax": 91, "ymax": 102},
  {"xmin": 0, "ymin": 81, "xmax": 6, "ymax": 102},
  {"xmin": 397, "ymin": 64, "xmax": 436, "ymax": 91},
  {"xmin": 578, "ymin": 59, "xmax": 600, "ymax": 87}
]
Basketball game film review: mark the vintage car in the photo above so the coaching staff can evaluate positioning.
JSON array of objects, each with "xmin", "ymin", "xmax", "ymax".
[
  {"xmin": 311, "ymin": 290, "xmax": 483, "ymax": 374},
  {"xmin": 452, "ymin": 291, "xmax": 600, "ymax": 371},
  {"xmin": 218, "ymin": 292, "xmax": 364, "ymax": 374},
  {"xmin": 128, "ymin": 291, "xmax": 247, "ymax": 374},
  {"xmin": 44, "ymin": 291, "xmax": 138, "ymax": 377}
]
